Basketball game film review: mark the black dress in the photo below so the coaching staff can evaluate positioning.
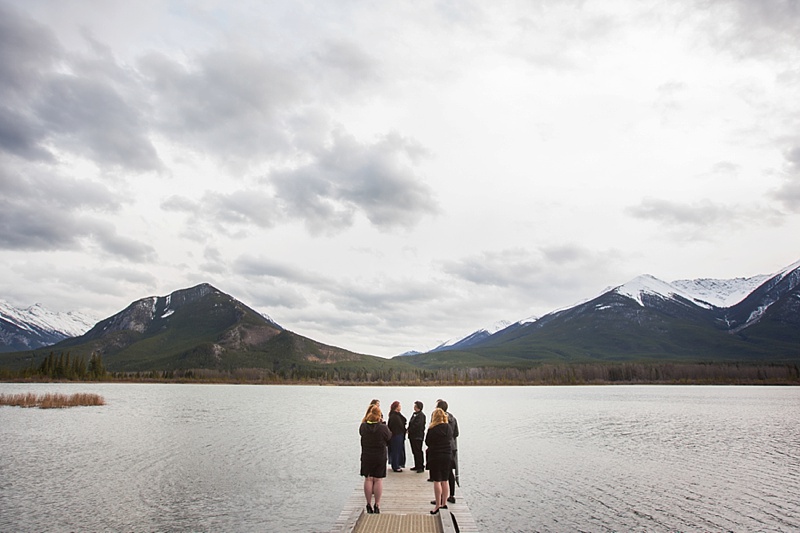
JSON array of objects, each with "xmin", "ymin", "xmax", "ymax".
[
  {"xmin": 424, "ymin": 422, "xmax": 453, "ymax": 482},
  {"xmin": 360, "ymin": 421, "xmax": 392, "ymax": 478}
]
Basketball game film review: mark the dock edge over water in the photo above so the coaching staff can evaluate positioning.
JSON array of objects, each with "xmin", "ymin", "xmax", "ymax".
[{"xmin": 329, "ymin": 469, "xmax": 478, "ymax": 533}]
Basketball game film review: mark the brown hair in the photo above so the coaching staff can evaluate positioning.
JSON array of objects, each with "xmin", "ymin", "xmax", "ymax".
[
  {"xmin": 390, "ymin": 400, "xmax": 400, "ymax": 412},
  {"xmin": 362, "ymin": 400, "xmax": 380, "ymax": 423},
  {"xmin": 364, "ymin": 406, "xmax": 383, "ymax": 423}
]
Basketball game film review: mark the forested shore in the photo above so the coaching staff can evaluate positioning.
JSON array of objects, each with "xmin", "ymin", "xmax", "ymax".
[{"xmin": 2, "ymin": 357, "xmax": 798, "ymax": 385}]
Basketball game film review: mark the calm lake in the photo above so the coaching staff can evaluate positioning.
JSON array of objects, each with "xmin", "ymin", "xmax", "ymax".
[{"xmin": 1, "ymin": 383, "xmax": 798, "ymax": 532}]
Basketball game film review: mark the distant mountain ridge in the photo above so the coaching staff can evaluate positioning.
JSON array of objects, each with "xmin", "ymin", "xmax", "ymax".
[
  {"xmin": 3, "ymin": 259, "xmax": 800, "ymax": 371},
  {"xmin": 0, "ymin": 283, "xmax": 400, "ymax": 375},
  {"xmin": 0, "ymin": 300, "xmax": 96, "ymax": 353},
  {"xmin": 400, "ymin": 259, "xmax": 800, "ymax": 366}
]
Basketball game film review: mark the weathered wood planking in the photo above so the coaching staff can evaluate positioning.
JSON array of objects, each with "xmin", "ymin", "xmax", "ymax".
[{"xmin": 329, "ymin": 468, "xmax": 478, "ymax": 532}]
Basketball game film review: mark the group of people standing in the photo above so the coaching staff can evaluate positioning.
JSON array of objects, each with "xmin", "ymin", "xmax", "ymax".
[{"xmin": 359, "ymin": 398, "xmax": 459, "ymax": 515}]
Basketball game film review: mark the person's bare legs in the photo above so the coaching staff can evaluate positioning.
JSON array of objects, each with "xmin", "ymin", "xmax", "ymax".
[
  {"xmin": 440, "ymin": 480, "xmax": 450, "ymax": 507},
  {"xmin": 364, "ymin": 477, "xmax": 374, "ymax": 509},
  {"xmin": 373, "ymin": 478, "xmax": 383, "ymax": 512},
  {"xmin": 432, "ymin": 481, "xmax": 443, "ymax": 512}
]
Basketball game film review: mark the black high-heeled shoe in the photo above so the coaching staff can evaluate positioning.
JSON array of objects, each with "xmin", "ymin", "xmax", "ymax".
[
  {"xmin": 430, "ymin": 508, "xmax": 439, "ymax": 515},
  {"xmin": 366, "ymin": 503, "xmax": 373, "ymax": 514},
  {"xmin": 373, "ymin": 505, "xmax": 380, "ymax": 514}
]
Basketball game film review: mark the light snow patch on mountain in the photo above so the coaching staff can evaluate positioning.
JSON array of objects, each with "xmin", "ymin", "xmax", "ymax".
[
  {"xmin": 0, "ymin": 300, "xmax": 97, "ymax": 337},
  {"xmin": 671, "ymin": 275, "xmax": 769, "ymax": 308},
  {"xmin": 435, "ymin": 320, "xmax": 511, "ymax": 350},
  {"xmin": 615, "ymin": 275, "xmax": 714, "ymax": 309}
]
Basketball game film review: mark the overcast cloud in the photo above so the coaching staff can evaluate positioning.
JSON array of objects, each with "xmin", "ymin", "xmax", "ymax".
[{"xmin": 2, "ymin": 0, "xmax": 799, "ymax": 356}]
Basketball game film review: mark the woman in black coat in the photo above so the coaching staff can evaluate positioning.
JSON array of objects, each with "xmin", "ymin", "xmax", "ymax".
[
  {"xmin": 425, "ymin": 407, "xmax": 453, "ymax": 514},
  {"xmin": 360, "ymin": 405, "xmax": 391, "ymax": 514},
  {"xmin": 387, "ymin": 401, "xmax": 407, "ymax": 472}
]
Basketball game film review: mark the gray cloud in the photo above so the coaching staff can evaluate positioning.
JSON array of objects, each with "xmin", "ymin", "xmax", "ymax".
[
  {"xmin": 325, "ymin": 278, "xmax": 450, "ymax": 312},
  {"xmin": 199, "ymin": 246, "xmax": 227, "ymax": 275},
  {"xmin": 36, "ymin": 72, "xmax": 161, "ymax": 171},
  {"xmin": 90, "ymin": 224, "xmax": 157, "ymax": 263},
  {"xmin": 699, "ymin": 0, "xmax": 800, "ymax": 59},
  {"xmin": 161, "ymin": 189, "xmax": 278, "ymax": 237},
  {"xmin": 233, "ymin": 255, "xmax": 329, "ymax": 287},
  {"xmin": 206, "ymin": 190, "xmax": 278, "ymax": 228},
  {"xmin": 771, "ymin": 145, "xmax": 800, "ymax": 211},
  {"xmin": 626, "ymin": 198, "xmax": 732, "ymax": 227},
  {"xmin": 443, "ymin": 246, "xmax": 622, "ymax": 297},
  {"xmin": 244, "ymin": 283, "xmax": 309, "ymax": 310},
  {"xmin": 138, "ymin": 48, "xmax": 302, "ymax": 163},
  {"xmin": 0, "ymin": 161, "xmax": 116, "ymax": 250},
  {"xmin": 272, "ymin": 131, "xmax": 439, "ymax": 234},
  {"xmin": 4, "ymin": 4, "xmax": 436, "ymax": 241},
  {"xmin": 443, "ymin": 248, "xmax": 538, "ymax": 288},
  {"xmin": 0, "ymin": 4, "xmax": 161, "ymax": 171},
  {"xmin": 0, "ymin": 4, "xmax": 59, "ymax": 161},
  {"xmin": 0, "ymin": 160, "xmax": 154, "ymax": 261},
  {"xmin": 0, "ymin": 105, "xmax": 52, "ymax": 162},
  {"xmin": 0, "ymin": 200, "xmax": 84, "ymax": 251},
  {"xmin": 163, "ymin": 130, "xmax": 439, "ymax": 236},
  {"xmin": 311, "ymin": 39, "xmax": 381, "ymax": 96}
]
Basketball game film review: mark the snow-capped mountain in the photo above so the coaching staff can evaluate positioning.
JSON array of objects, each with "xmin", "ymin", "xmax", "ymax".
[
  {"xmin": 408, "ymin": 258, "xmax": 800, "ymax": 360},
  {"xmin": 614, "ymin": 274, "xmax": 715, "ymax": 309},
  {"xmin": 0, "ymin": 300, "xmax": 97, "ymax": 353},
  {"xmin": 430, "ymin": 320, "xmax": 513, "ymax": 352}
]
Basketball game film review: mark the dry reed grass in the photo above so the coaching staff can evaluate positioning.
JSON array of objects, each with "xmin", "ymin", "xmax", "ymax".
[{"xmin": 0, "ymin": 392, "xmax": 106, "ymax": 409}]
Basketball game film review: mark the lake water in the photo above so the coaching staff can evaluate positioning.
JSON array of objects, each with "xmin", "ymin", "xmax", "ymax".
[{"xmin": 1, "ymin": 383, "xmax": 798, "ymax": 532}]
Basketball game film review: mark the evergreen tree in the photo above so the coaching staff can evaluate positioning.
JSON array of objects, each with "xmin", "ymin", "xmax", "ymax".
[{"xmin": 88, "ymin": 353, "xmax": 106, "ymax": 379}]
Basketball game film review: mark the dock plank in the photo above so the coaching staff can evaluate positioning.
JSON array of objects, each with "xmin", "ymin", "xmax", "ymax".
[{"xmin": 330, "ymin": 469, "xmax": 478, "ymax": 532}]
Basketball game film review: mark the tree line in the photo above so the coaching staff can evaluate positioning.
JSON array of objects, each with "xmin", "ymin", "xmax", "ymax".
[
  {"xmin": 0, "ymin": 351, "xmax": 107, "ymax": 381},
  {"xmin": 1, "ymin": 357, "xmax": 798, "ymax": 385}
]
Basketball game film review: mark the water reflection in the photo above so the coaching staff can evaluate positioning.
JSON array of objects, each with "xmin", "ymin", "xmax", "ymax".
[{"xmin": 0, "ymin": 383, "xmax": 798, "ymax": 532}]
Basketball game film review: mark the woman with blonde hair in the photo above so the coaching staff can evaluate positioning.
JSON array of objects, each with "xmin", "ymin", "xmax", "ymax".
[
  {"xmin": 424, "ymin": 408, "xmax": 453, "ymax": 514},
  {"xmin": 360, "ymin": 405, "xmax": 391, "ymax": 514},
  {"xmin": 362, "ymin": 399, "xmax": 381, "ymax": 423}
]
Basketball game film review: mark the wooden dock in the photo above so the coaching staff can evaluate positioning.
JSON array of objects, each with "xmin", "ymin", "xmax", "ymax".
[{"xmin": 330, "ymin": 469, "xmax": 478, "ymax": 533}]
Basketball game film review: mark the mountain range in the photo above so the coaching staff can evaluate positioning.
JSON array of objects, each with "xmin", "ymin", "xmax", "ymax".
[
  {"xmin": 1, "ymin": 259, "xmax": 799, "ymax": 373},
  {"xmin": 397, "ymin": 259, "xmax": 800, "ymax": 368},
  {"xmin": 0, "ymin": 300, "xmax": 96, "ymax": 353},
  {"xmin": 0, "ymin": 284, "xmax": 401, "ymax": 376}
]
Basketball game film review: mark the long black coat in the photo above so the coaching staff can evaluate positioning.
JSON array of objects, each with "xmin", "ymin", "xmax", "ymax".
[
  {"xmin": 424, "ymin": 422, "xmax": 453, "ymax": 457},
  {"xmin": 360, "ymin": 422, "xmax": 392, "ymax": 460},
  {"xmin": 407, "ymin": 410, "xmax": 426, "ymax": 441},
  {"xmin": 387, "ymin": 410, "xmax": 407, "ymax": 438}
]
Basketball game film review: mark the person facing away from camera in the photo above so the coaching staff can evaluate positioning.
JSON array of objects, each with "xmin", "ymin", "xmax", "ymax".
[
  {"xmin": 360, "ymin": 405, "xmax": 391, "ymax": 514},
  {"xmin": 437, "ymin": 398, "xmax": 459, "ymax": 503},
  {"xmin": 425, "ymin": 407, "xmax": 453, "ymax": 514}
]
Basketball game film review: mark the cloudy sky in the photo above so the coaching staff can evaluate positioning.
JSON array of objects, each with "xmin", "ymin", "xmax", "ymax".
[{"xmin": 2, "ymin": 1, "xmax": 799, "ymax": 356}]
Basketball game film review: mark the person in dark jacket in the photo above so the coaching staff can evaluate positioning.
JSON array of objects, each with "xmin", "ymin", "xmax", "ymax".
[
  {"xmin": 360, "ymin": 405, "xmax": 391, "ymax": 514},
  {"xmin": 425, "ymin": 407, "xmax": 453, "ymax": 514},
  {"xmin": 387, "ymin": 401, "xmax": 407, "ymax": 472},
  {"xmin": 437, "ymin": 398, "xmax": 459, "ymax": 503},
  {"xmin": 407, "ymin": 401, "xmax": 426, "ymax": 472}
]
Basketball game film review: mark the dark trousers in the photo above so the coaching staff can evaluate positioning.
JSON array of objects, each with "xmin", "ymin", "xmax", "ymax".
[
  {"xmin": 410, "ymin": 438, "xmax": 424, "ymax": 470},
  {"xmin": 390, "ymin": 435, "xmax": 406, "ymax": 471},
  {"xmin": 448, "ymin": 450, "xmax": 457, "ymax": 496}
]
